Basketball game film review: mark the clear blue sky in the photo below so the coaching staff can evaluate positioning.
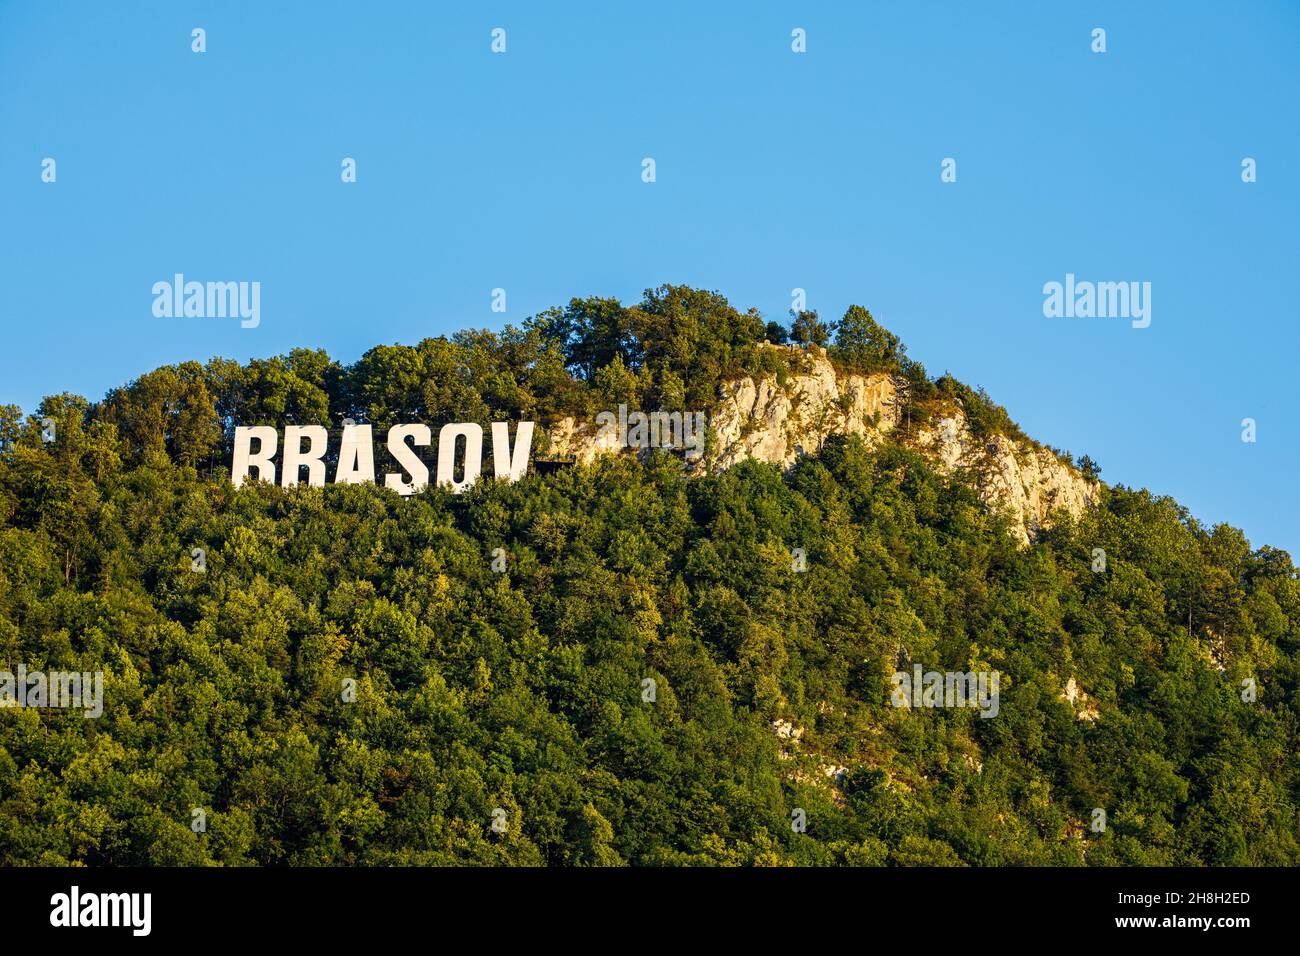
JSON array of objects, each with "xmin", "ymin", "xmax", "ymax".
[{"xmin": 2, "ymin": 1, "xmax": 1297, "ymax": 552}]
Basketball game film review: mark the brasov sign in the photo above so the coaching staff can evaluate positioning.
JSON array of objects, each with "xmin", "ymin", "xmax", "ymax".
[{"xmin": 231, "ymin": 422, "xmax": 534, "ymax": 495}]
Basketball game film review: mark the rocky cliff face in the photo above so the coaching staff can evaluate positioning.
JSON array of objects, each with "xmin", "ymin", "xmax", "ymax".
[
  {"xmin": 545, "ymin": 346, "xmax": 1097, "ymax": 545},
  {"xmin": 911, "ymin": 408, "xmax": 1097, "ymax": 545},
  {"xmin": 707, "ymin": 353, "xmax": 898, "ymax": 468}
]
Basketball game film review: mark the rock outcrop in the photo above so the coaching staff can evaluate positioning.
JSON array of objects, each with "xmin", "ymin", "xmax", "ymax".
[
  {"xmin": 1060, "ymin": 677, "xmax": 1101, "ymax": 722},
  {"xmin": 543, "ymin": 345, "xmax": 1097, "ymax": 545},
  {"xmin": 707, "ymin": 355, "xmax": 898, "ymax": 468},
  {"xmin": 912, "ymin": 409, "xmax": 1097, "ymax": 546}
]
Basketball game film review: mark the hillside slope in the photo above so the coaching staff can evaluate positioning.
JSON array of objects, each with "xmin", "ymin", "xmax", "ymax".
[{"xmin": 0, "ymin": 286, "xmax": 1296, "ymax": 866}]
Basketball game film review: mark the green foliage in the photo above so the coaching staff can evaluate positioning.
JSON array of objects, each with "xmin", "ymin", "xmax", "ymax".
[
  {"xmin": 527, "ymin": 285, "xmax": 775, "ymax": 411},
  {"xmin": 933, "ymin": 375, "xmax": 1029, "ymax": 444},
  {"xmin": 831, "ymin": 305, "xmax": 905, "ymax": 375},
  {"xmin": 1, "ymin": 288, "xmax": 1296, "ymax": 867},
  {"xmin": 790, "ymin": 310, "xmax": 832, "ymax": 349}
]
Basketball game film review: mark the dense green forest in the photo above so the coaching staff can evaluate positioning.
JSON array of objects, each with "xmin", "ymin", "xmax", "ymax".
[{"xmin": 1, "ymin": 286, "xmax": 1296, "ymax": 865}]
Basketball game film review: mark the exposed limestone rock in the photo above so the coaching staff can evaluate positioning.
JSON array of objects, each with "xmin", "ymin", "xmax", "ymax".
[
  {"xmin": 543, "ymin": 415, "xmax": 623, "ymax": 464},
  {"xmin": 913, "ymin": 408, "xmax": 1097, "ymax": 546},
  {"xmin": 1062, "ymin": 677, "xmax": 1080, "ymax": 703},
  {"xmin": 1060, "ymin": 677, "xmax": 1100, "ymax": 722},
  {"xmin": 821, "ymin": 764, "xmax": 850, "ymax": 785},
  {"xmin": 707, "ymin": 351, "xmax": 898, "ymax": 469},
  {"xmin": 1204, "ymin": 626, "xmax": 1229, "ymax": 673},
  {"xmin": 772, "ymin": 718, "xmax": 804, "ymax": 741},
  {"xmin": 539, "ymin": 345, "xmax": 1097, "ymax": 546}
]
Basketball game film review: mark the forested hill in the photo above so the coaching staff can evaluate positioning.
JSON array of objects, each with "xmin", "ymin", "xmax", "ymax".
[{"xmin": 1, "ymin": 286, "xmax": 1297, "ymax": 866}]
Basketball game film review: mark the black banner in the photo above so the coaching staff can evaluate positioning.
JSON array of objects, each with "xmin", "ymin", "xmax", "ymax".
[{"xmin": 1, "ymin": 866, "xmax": 1277, "ymax": 942}]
